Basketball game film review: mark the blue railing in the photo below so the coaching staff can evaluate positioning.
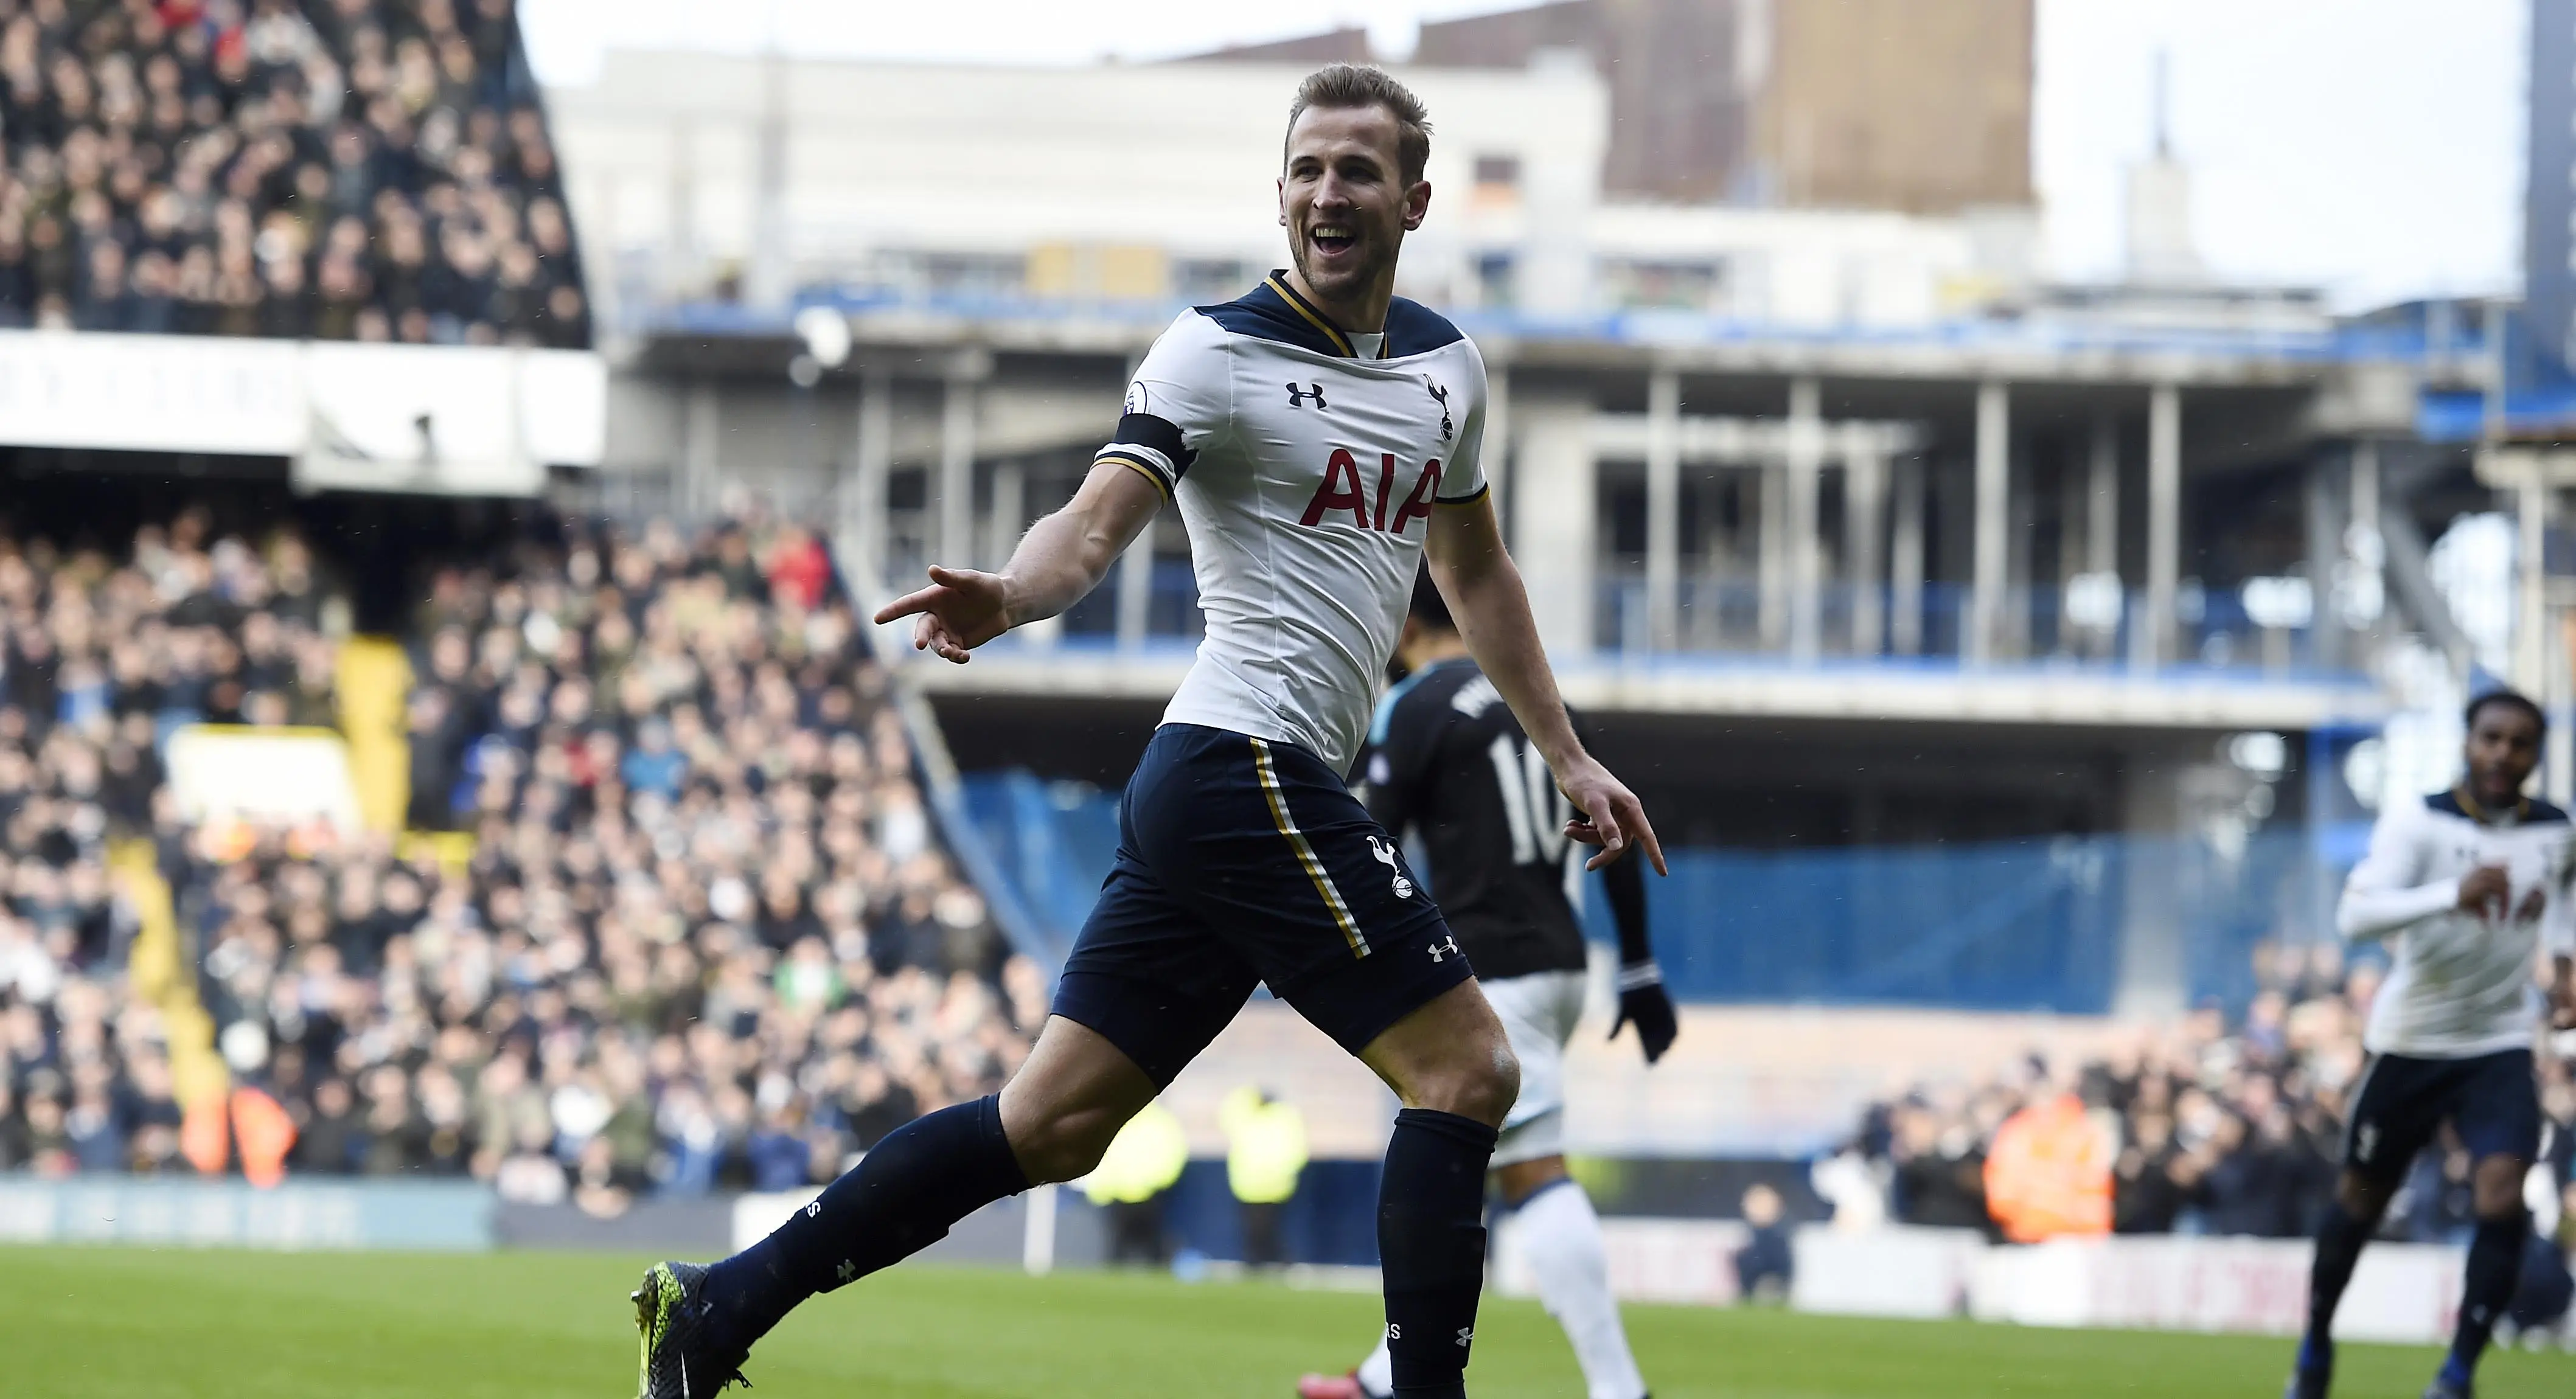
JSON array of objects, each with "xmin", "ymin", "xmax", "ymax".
[
  {"xmin": 1592, "ymin": 574, "xmax": 2335, "ymax": 674},
  {"xmin": 644, "ymin": 285, "xmax": 2438, "ymax": 366},
  {"xmin": 959, "ymin": 769, "xmax": 2330, "ymax": 1015},
  {"xmin": 1008, "ymin": 558, "xmax": 2358, "ymax": 681}
]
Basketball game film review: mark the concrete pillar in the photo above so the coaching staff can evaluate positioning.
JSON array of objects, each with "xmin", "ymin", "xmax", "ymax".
[
  {"xmin": 1890, "ymin": 456, "xmax": 1924, "ymax": 656},
  {"xmin": 2114, "ymin": 746, "xmax": 2188, "ymax": 1018},
  {"xmin": 2515, "ymin": 473, "xmax": 2550, "ymax": 696},
  {"xmin": 2087, "ymin": 412, "xmax": 2119, "ymax": 577},
  {"xmin": 1114, "ymin": 529, "xmax": 1154, "ymax": 652},
  {"xmin": 939, "ymin": 370, "xmax": 977, "ymax": 568},
  {"xmin": 2306, "ymin": 454, "xmax": 2343, "ymax": 672},
  {"xmin": 2007, "ymin": 450, "xmax": 2035, "ymax": 660},
  {"xmin": 2349, "ymin": 438, "xmax": 2381, "ymax": 648},
  {"xmin": 1645, "ymin": 367, "xmax": 1681, "ymax": 651},
  {"xmin": 1511, "ymin": 388, "xmax": 1597, "ymax": 654},
  {"xmin": 1484, "ymin": 364, "xmax": 1513, "ymax": 538},
  {"xmin": 984, "ymin": 460, "xmax": 1025, "ymax": 572},
  {"xmin": 1758, "ymin": 462, "xmax": 1787, "ymax": 651},
  {"xmin": 683, "ymin": 380, "xmax": 719, "ymax": 520},
  {"xmin": 1845, "ymin": 442, "xmax": 1885, "ymax": 656},
  {"xmin": 1787, "ymin": 377, "xmax": 1823, "ymax": 664},
  {"xmin": 1968, "ymin": 381, "xmax": 2008, "ymax": 665},
  {"xmin": 2551, "ymin": 606, "xmax": 2574, "ymax": 808},
  {"xmin": 852, "ymin": 369, "xmax": 891, "ymax": 587},
  {"xmin": 2145, "ymin": 383, "xmax": 2181, "ymax": 668}
]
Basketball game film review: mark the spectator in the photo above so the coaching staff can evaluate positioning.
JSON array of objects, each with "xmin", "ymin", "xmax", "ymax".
[
  {"xmin": 2112, "ymin": 1111, "xmax": 2189, "ymax": 1234},
  {"xmin": 1733, "ymin": 1183, "xmax": 1793, "ymax": 1303},
  {"xmin": 1983, "ymin": 1081, "xmax": 2114, "ymax": 1243},
  {"xmin": 1084, "ymin": 1099, "xmax": 1189, "ymax": 1268},
  {"xmin": 0, "ymin": 0, "xmax": 590, "ymax": 345},
  {"xmin": 0, "ymin": 510, "xmax": 1039, "ymax": 1203},
  {"xmin": 1222, "ymin": 1085, "xmax": 1307, "ymax": 1270},
  {"xmin": 1857, "ymin": 942, "xmax": 2536, "ymax": 1246},
  {"xmin": 295, "ymin": 1075, "xmax": 360, "ymax": 1175}
]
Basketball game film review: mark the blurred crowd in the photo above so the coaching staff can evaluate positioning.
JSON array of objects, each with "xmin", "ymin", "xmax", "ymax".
[
  {"xmin": 0, "ymin": 509, "xmax": 1046, "ymax": 1209},
  {"xmin": 0, "ymin": 0, "xmax": 589, "ymax": 346},
  {"xmin": 1832, "ymin": 944, "xmax": 2576, "ymax": 1249},
  {"xmin": 0, "ymin": 510, "xmax": 335, "ymax": 1172}
]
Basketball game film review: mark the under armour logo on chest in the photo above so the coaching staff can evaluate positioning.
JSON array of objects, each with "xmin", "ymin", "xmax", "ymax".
[{"xmin": 1286, "ymin": 383, "xmax": 1328, "ymax": 409}]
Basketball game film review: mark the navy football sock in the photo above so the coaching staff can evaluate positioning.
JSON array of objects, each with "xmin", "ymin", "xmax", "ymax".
[
  {"xmin": 1379, "ymin": 1108, "xmax": 1499, "ymax": 1399},
  {"xmin": 2443, "ymin": 1211, "xmax": 2529, "ymax": 1385},
  {"xmin": 703, "ymin": 1094, "xmax": 1029, "ymax": 1343},
  {"xmin": 2301, "ymin": 1201, "xmax": 2372, "ymax": 1353}
]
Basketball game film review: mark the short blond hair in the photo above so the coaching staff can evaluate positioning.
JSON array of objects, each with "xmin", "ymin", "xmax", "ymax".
[{"xmin": 1286, "ymin": 64, "xmax": 1432, "ymax": 186}]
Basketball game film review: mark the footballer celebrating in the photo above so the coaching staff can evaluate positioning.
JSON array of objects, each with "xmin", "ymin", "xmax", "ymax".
[
  {"xmin": 2286, "ymin": 689, "xmax": 2576, "ymax": 1399},
  {"xmin": 1300, "ymin": 572, "xmax": 1676, "ymax": 1399},
  {"xmin": 632, "ymin": 63, "xmax": 1664, "ymax": 1399}
]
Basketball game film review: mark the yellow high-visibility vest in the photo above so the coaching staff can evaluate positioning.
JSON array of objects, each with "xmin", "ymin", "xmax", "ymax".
[
  {"xmin": 1081, "ymin": 1101, "xmax": 1189, "ymax": 1206},
  {"xmin": 1219, "ymin": 1086, "xmax": 1308, "ymax": 1205}
]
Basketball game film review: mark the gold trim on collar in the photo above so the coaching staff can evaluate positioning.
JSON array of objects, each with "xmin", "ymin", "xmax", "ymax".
[
  {"xmin": 2452, "ymin": 783, "xmax": 2531, "ymax": 825},
  {"xmin": 1265, "ymin": 276, "xmax": 1357, "ymax": 358}
]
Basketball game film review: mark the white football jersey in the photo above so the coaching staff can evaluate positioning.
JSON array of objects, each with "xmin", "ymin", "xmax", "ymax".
[
  {"xmin": 1096, "ymin": 274, "xmax": 1489, "ymax": 774},
  {"xmin": 2338, "ymin": 788, "xmax": 2576, "ymax": 1058}
]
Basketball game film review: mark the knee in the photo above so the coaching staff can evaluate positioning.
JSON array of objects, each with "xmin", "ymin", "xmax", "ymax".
[
  {"xmin": 2336, "ymin": 1170, "xmax": 2393, "ymax": 1221},
  {"xmin": 999, "ymin": 1096, "xmax": 1127, "ymax": 1186},
  {"xmin": 2471, "ymin": 1159, "xmax": 2530, "ymax": 1221},
  {"xmin": 1408, "ymin": 1032, "xmax": 1520, "ymax": 1130},
  {"xmin": 1007, "ymin": 1106, "xmax": 1123, "ymax": 1186}
]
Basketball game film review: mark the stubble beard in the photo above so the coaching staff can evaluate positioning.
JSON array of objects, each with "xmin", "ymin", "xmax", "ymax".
[{"xmin": 1290, "ymin": 225, "xmax": 1395, "ymax": 313}]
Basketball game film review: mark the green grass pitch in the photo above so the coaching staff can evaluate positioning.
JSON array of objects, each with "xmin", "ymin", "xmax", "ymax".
[{"xmin": 2, "ymin": 1245, "xmax": 2569, "ymax": 1397}]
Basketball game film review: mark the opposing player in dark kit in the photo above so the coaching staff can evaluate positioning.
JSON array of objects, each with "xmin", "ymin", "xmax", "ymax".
[
  {"xmin": 1300, "ymin": 572, "xmax": 1676, "ymax": 1399},
  {"xmin": 631, "ymin": 63, "xmax": 1663, "ymax": 1399},
  {"xmin": 2285, "ymin": 689, "xmax": 2576, "ymax": 1399}
]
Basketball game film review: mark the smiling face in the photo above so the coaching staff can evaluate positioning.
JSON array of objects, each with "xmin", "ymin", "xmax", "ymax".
[{"xmin": 1278, "ymin": 102, "xmax": 1429, "ymax": 325}]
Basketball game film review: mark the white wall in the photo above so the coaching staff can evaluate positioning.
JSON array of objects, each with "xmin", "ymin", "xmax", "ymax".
[
  {"xmin": 545, "ymin": 50, "xmax": 2016, "ymax": 326},
  {"xmin": 547, "ymin": 52, "xmax": 1606, "ymax": 310}
]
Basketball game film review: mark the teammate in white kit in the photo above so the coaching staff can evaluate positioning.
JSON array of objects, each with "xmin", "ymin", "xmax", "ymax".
[
  {"xmin": 2285, "ymin": 690, "xmax": 2576, "ymax": 1399},
  {"xmin": 632, "ymin": 64, "xmax": 1663, "ymax": 1399}
]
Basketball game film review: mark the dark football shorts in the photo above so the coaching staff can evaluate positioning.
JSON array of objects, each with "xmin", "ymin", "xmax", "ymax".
[
  {"xmin": 2341, "ymin": 1047, "xmax": 2540, "ymax": 1180},
  {"xmin": 1050, "ymin": 723, "xmax": 1475, "ymax": 1085}
]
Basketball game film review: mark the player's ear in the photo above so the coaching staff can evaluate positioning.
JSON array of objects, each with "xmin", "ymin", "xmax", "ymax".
[
  {"xmin": 1402, "ymin": 179, "xmax": 1430, "ymax": 232},
  {"xmin": 1278, "ymin": 176, "xmax": 1289, "ymax": 227}
]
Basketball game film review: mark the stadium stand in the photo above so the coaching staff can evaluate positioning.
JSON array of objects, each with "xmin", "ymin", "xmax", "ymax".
[
  {"xmin": 1844, "ymin": 946, "xmax": 2576, "ymax": 1245},
  {"xmin": 0, "ymin": 0, "xmax": 588, "ymax": 345},
  {"xmin": 0, "ymin": 498, "xmax": 2566, "ymax": 1282},
  {"xmin": 0, "ymin": 509, "xmax": 1048, "ymax": 1202}
]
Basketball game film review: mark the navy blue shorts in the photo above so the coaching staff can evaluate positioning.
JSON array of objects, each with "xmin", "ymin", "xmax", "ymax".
[
  {"xmin": 1051, "ymin": 723, "xmax": 1474, "ymax": 1085},
  {"xmin": 2342, "ymin": 1048, "xmax": 2541, "ymax": 1179}
]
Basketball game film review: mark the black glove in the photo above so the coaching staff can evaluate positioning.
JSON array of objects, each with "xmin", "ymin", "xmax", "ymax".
[{"xmin": 1611, "ymin": 960, "xmax": 1677, "ymax": 1064}]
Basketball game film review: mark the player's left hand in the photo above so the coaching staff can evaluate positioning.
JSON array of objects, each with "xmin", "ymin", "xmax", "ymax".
[
  {"xmin": 1612, "ymin": 960, "xmax": 1677, "ymax": 1064},
  {"xmin": 1557, "ymin": 755, "xmax": 1666, "ymax": 875}
]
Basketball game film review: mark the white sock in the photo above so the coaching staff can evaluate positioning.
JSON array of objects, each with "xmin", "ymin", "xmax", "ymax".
[
  {"xmin": 1355, "ymin": 1337, "xmax": 1394, "ymax": 1398},
  {"xmin": 1516, "ymin": 1180, "xmax": 1648, "ymax": 1399}
]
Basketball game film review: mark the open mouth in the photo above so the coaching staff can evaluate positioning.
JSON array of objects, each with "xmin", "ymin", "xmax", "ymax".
[{"xmin": 1309, "ymin": 223, "xmax": 1358, "ymax": 259}]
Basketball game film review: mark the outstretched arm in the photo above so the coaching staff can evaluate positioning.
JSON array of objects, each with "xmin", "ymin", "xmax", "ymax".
[
  {"xmin": 1421, "ymin": 495, "xmax": 1665, "ymax": 875},
  {"xmin": 873, "ymin": 461, "xmax": 1163, "ymax": 663}
]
